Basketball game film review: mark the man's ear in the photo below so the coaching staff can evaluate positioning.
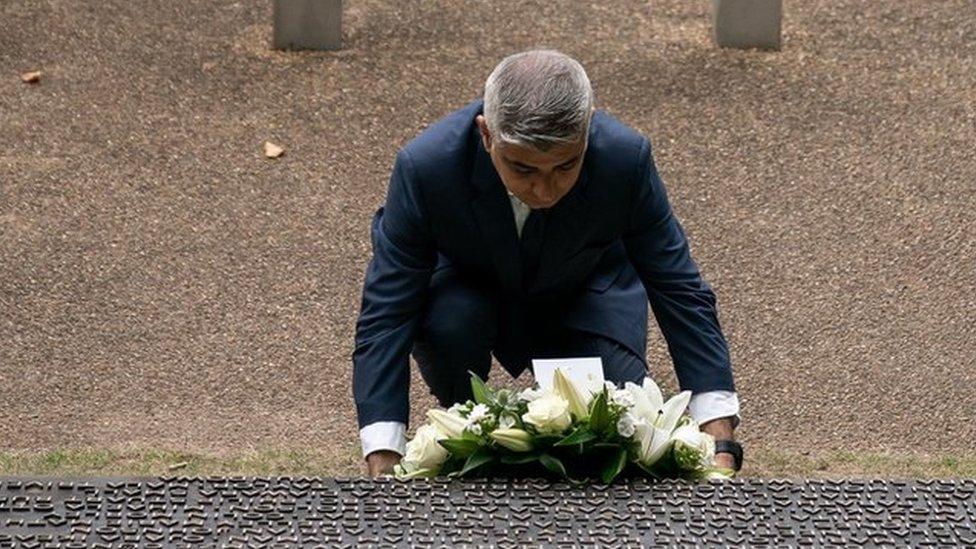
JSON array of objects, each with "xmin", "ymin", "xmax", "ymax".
[{"xmin": 475, "ymin": 114, "xmax": 492, "ymax": 152}]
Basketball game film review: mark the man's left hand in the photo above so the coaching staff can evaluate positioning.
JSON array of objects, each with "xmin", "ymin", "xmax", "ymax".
[{"xmin": 699, "ymin": 416, "xmax": 738, "ymax": 471}]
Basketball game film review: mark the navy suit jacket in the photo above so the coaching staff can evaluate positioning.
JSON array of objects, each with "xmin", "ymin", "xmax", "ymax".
[{"xmin": 353, "ymin": 98, "xmax": 735, "ymax": 428}]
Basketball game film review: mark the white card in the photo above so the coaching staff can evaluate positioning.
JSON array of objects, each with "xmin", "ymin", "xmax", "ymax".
[{"xmin": 531, "ymin": 357, "xmax": 605, "ymax": 395}]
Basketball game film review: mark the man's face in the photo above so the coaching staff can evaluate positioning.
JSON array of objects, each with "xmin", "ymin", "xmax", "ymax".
[{"xmin": 476, "ymin": 114, "xmax": 588, "ymax": 210}]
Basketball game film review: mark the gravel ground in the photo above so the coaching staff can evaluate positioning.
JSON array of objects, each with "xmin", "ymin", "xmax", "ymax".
[{"xmin": 1, "ymin": 1, "xmax": 974, "ymax": 466}]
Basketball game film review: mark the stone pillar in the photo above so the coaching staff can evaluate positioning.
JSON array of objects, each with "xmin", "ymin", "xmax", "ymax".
[
  {"xmin": 712, "ymin": 0, "xmax": 782, "ymax": 50},
  {"xmin": 273, "ymin": 0, "xmax": 342, "ymax": 51}
]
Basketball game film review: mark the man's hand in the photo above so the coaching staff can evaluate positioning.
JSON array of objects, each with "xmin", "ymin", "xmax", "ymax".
[
  {"xmin": 700, "ymin": 416, "xmax": 738, "ymax": 471},
  {"xmin": 365, "ymin": 450, "xmax": 402, "ymax": 477}
]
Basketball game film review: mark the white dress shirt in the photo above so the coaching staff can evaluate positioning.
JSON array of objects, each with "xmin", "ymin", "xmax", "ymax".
[{"xmin": 360, "ymin": 192, "xmax": 740, "ymax": 457}]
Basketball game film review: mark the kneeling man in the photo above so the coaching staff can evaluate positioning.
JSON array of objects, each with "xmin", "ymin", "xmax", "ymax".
[{"xmin": 353, "ymin": 49, "xmax": 742, "ymax": 477}]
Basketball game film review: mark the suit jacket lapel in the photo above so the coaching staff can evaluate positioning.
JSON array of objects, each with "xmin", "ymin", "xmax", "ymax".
[{"xmin": 470, "ymin": 138, "xmax": 522, "ymax": 293}]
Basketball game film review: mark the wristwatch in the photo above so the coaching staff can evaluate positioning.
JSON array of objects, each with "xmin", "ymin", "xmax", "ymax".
[{"xmin": 714, "ymin": 440, "xmax": 743, "ymax": 471}]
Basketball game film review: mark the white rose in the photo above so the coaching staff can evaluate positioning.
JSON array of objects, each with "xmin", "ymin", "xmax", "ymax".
[
  {"xmin": 671, "ymin": 422, "xmax": 715, "ymax": 470},
  {"xmin": 400, "ymin": 424, "xmax": 449, "ymax": 473},
  {"xmin": 521, "ymin": 392, "xmax": 572, "ymax": 434}
]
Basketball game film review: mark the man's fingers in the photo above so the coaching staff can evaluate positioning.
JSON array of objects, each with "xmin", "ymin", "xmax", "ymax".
[
  {"xmin": 714, "ymin": 453, "xmax": 737, "ymax": 470},
  {"xmin": 364, "ymin": 450, "xmax": 402, "ymax": 478}
]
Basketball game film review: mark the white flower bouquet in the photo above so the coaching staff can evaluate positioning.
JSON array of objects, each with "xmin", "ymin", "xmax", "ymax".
[{"xmin": 394, "ymin": 370, "xmax": 735, "ymax": 483}]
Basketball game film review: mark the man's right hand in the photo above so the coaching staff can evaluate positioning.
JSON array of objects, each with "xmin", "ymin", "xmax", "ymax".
[{"xmin": 365, "ymin": 450, "xmax": 402, "ymax": 477}]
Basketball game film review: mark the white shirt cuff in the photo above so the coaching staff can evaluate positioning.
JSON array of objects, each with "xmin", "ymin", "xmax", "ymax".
[
  {"xmin": 688, "ymin": 390, "xmax": 740, "ymax": 429},
  {"xmin": 360, "ymin": 421, "xmax": 407, "ymax": 458}
]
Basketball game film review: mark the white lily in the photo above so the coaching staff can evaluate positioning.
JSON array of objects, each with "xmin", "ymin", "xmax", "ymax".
[
  {"xmin": 655, "ymin": 390, "xmax": 692, "ymax": 433},
  {"xmin": 624, "ymin": 377, "xmax": 665, "ymax": 422},
  {"xmin": 643, "ymin": 377, "xmax": 664, "ymax": 408},
  {"xmin": 634, "ymin": 421, "xmax": 673, "ymax": 466},
  {"xmin": 553, "ymin": 368, "xmax": 590, "ymax": 421},
  {"xmin": 426, "ymin": 409, "xmax": 467, "ymax": 439}
]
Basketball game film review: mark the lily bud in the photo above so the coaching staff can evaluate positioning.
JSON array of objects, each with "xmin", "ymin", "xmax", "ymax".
[
  {"xmin": 553, "ymin": 368, "xmax": 590, "ymax": 421},
  {"xmin": 489, "ymin": 428, "xmax": 535, "ymax": 452},
  {"xmin": 427, "ymin": 409, "xmax": 466, "ymax": 439}
]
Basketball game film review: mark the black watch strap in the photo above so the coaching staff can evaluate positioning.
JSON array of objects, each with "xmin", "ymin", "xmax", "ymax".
[{"xmin": 714, "ymin": 440, "xmax": 743, "ymax": 471}]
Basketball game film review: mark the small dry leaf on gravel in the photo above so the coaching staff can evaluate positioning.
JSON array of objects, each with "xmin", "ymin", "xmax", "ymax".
[
  {"xmin": 20, "ymin": 71, "xmax": 42, "ymax": 83},
  {"xmin": 168, "ymin": 462, "xmax": 188, "ymax": 470},
  {"xmin": 263, "ymin": 141, "xmax": 285, "ymax": 158}
]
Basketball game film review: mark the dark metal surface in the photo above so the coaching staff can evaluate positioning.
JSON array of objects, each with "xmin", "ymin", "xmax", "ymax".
[{"xmin": 1, "ymin": 476, "xmax": 974, "ymax": 547}]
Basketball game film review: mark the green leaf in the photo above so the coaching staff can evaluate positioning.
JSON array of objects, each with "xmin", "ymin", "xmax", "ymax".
[
  {"xmin": 460, "ymin": 430, "xmax": 483, "ymax": 443},
  {"xmin": 532, "ymin": 434, "xmax": 563, "ymax": 447},
  {"xmin": 397, "ymin": 467, "xmax": 440, "ymax": 479},
  {"xmin": 438, "ymin": 456, "xmax": 465, "ymax": 476},
  {"xmin": 500, "ymin": 452, "xmax": 540, "ymax": 465},
  {"xmin": 591, "ymin": 442, "xmax": 622, "ymax": 451},
  {"xmin": 538, "ymin": 453, "xmax": 568, "ymax": 479},
  {"xmin": 438, "ymin": 438, "xmax": 481, "ymax": 458},
  {"xmin": 634, "ymin": 460, "xmax": 663, "ymax": 479},
  {"xmin": 469, "ymin": 370, "xmax": 492, "ymax": 405},
  {"xmin": 601, "ymin": 447, "xmax": 628, "ymax": 484},
  {"xmin": 588, "ymin": 391, "xmax": 610, "ymax": 434},
  {"xmin": 458, "ymin": 449, "xmax": 495, "ymax": 477},
  {"xmin": 554, "ymin": 428, "xmax": 598, "ymax": 447}
]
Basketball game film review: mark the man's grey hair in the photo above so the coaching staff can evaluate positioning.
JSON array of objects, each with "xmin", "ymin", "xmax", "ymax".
[{"xmin": 482, "ymin": 49, "xmax": 594, "ymax": 152}]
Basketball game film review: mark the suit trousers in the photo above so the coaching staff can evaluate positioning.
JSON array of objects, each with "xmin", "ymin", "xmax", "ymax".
[{"xmin": 411, "ymin": 265, "xmax": 648, "ymax": 408}]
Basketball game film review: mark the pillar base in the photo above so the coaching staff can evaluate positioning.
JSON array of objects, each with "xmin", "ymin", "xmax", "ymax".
[
  {"xmin": 712, "ymin": 0, "xmax": 782, "ymax": 50},
  {"xmin": 273, "ymin": 0, "xmax": 342, "ymax": 51}
]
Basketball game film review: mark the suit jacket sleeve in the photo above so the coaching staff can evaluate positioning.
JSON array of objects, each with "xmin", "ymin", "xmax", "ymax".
[
  {"xmin": 352, "ymin": 148, "xmax": 436, "ymax": 429},
  {"xmin": 622, "ymin": 137, "xmax": 735, "ymax": 394}
]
